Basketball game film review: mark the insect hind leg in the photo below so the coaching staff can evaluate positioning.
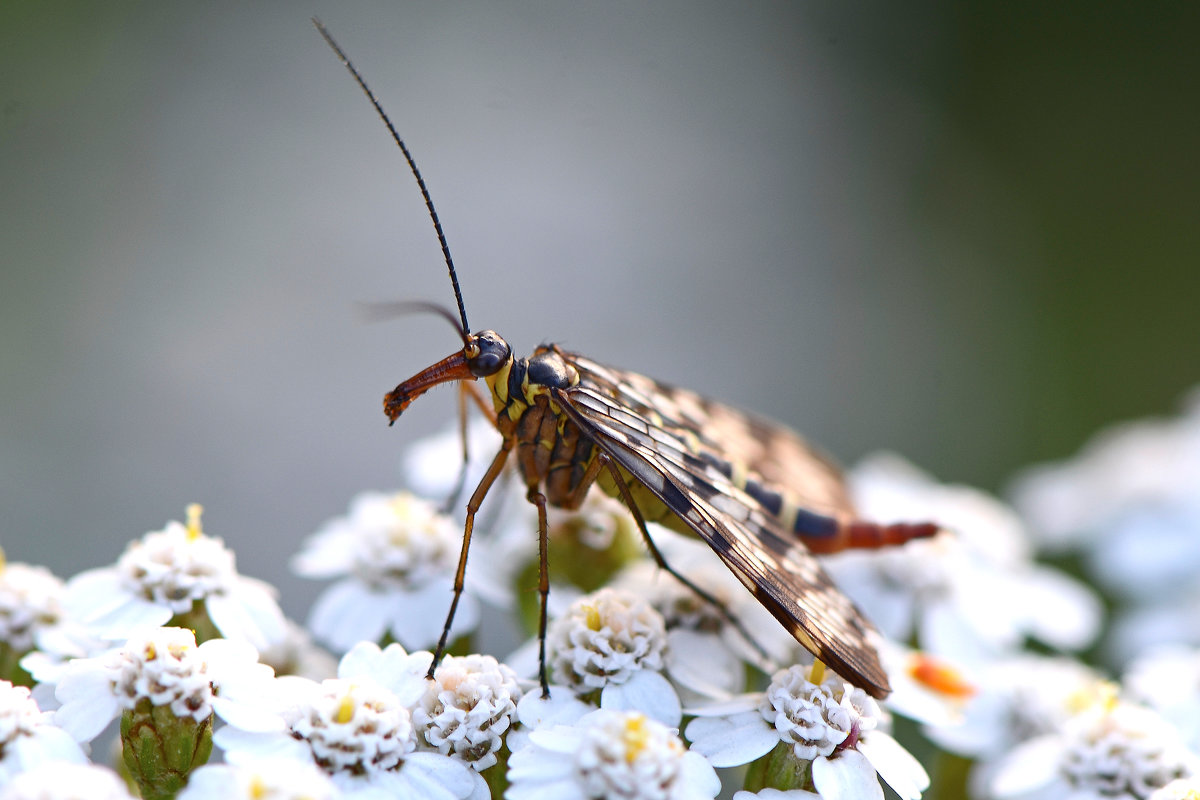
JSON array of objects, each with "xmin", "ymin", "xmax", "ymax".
[{"xmin": 600, "ymin": 455, "xmax": 775, "ymax": 669}]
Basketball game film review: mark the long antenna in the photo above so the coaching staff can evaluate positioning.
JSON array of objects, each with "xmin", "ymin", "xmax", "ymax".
[{"xmin": 313, "ymin": 18, "xmax": 471, "ymax": 335}]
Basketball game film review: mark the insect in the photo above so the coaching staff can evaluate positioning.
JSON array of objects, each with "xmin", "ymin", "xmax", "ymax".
[{"xmin": 315, "ymin": 20, "xmax": 939, "ymax": 699}]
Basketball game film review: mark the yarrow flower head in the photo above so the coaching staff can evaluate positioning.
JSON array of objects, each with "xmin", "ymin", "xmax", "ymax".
[
  {"xmin": 414, "ymin": 653, "xmax": 522, "ymax": 771},
  {"xmin": 0, "ymin": 680, "xmax": 86, "ymax": 784},
  {"xmin": 923, "ymin": 653, "xmax": 1105, "ymax": 761},
  {"xmin": 507, "ymin": 708, "xmax": 720, "ymax": 800},
  {"xmin": 990, "ymin": 697, "xmax": 1200, "ymax": 800},
  {"xmin": 50, "ymin": 626, "xmax": 273, "ymax": 742},
  {"xmin": 215, "ymin": 669, "xmax": 480, "ymax": 800},
  {"xmin": 0, "ymin": 553, "xmax": 65, "ymax": 660},
  {"xmin": 687, "ymin": 663, "xmax": 929, "ymax": 800},
  {"xmin": 293, "ymin": 491, "xmax": 479, "ymax": 653},
  {"xmin": 62, "ymin": 505, "xmax": 286, "ymax": 650},
  {"xmin": 547, "ymin": 587, "xmax": 681, "ymax": 725}
]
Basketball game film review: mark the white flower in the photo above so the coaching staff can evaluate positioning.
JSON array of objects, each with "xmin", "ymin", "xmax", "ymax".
[
  {"xmin": 686, "ymin": 663, "xmax": 929, "ymax": 800},
  {"xmin": 62, "ymin": 505, "xmax": 286, "ymax": 650},
  {"xmin": 0, "ymin": 556, "xmax": 65, "ymax": 655},
  {"xmin": 294, "ymin": 491, "xmax": 479, "ymax": 652},
  {"xmin": 507, "ymin": 708, "xmax": 720, "ymax": 800},
  {"xmin": 825, "ymin": 454, "xmax": 1101, "ymax": 665},
  {"xmin": 0, "ymin": 680, "xmax": 87, "ymax": 784},
  {"xmin": 989, "ymin": 700, "xmax": 1199, "ymax": 800},
  {"xmin": 414, "ymin": 653, "xmax": 522, "ymax": 770},
  {"xmin": 546, "ymin": 588, "xmax": 681, "ymax": 726},
  {"xmin": 178, "ymin": 760, "xmax": 341, "ymax": 800},
  {"xmin": 51, "ymin": 626, "xmax": 273, "ymax": 742},
  {"xmin": 214, "ymin": 672, "xmax": 479, "ymax": 800},
  {"xmin": 924, "ymin": 653, "xmax": 1105, "ymax": 761},
  {"xmin": 0, "ymin": 762, "xmax": 134, "ymax": 799},
  {"xmin": 1011, "ymin": 392, "xmax": 1200, "ymax": 664}
]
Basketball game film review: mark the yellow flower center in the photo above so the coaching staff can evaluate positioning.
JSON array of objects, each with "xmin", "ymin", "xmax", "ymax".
[
  {"xmin": 622, "ymin": 714, "xmax": 649, "ymax": 763},
  {"xmin": 335, "ymin": 692, "xmax": 357, "ymax": 724}
]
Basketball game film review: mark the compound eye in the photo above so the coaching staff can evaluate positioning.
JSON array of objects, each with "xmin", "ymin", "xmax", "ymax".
[{"xmin": 465, "ymin": 331, "xmax": 510, "ymax": 377}]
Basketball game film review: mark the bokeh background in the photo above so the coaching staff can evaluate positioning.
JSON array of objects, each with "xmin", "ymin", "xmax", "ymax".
[{"xmin": 3, "ymin": 2, "xmax": 1198, "ymax": 622}]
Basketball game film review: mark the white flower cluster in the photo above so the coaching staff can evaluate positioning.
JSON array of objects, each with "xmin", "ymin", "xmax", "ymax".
[
  {"xmin": 0, "ymin": 559, "xmax": 64, "ymax": 654},
  {"xmin": 5, "ymin": 393, "xmax": 1200, "ymax": 799},
  {"xmin": 416, "ymin": 653, "xmax": 521, "ymax": 770}
]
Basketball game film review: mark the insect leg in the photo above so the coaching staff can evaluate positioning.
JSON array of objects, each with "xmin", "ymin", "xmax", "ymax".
[
  {"xmin": 599, "ymin": 455, "xmax": 774, "ymax": 668},
  {"xmin": 428, "ymin": 437, "xmax": 514, "ymax": 679},
  {"xmin": 526, "ymin": 486, "xmax": 552, "ymax": 698}
]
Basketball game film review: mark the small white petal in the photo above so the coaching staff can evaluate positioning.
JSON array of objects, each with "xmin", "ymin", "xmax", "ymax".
[
  {"xmin": 515, "ymin": 685, "xmax": 591, "ymax": 730},
  {"xmin": 526, "ymin": 725, "xmax": 587, "ymax": 755},
  {"xmin": 390, "ymin": 752, "xmax": 478, "ymax": 800},
  {"xmin": 386, "ymin": 579, "xmax": 473, "ymax": 649},
  {"xmin": 989, "ymin": 735, "xmax": 1068, "ymax": 798},
  {"xmin": 292, "ymin": 528, "xmax": 358, "ymax": 577},
  {"xmin": 599, "ymin": 669, "xmax": 681, "ymax": 726},
  {"xmin": 91, "ymin": 597, "xmax": 174, "ymax": 639},
  {"xmin": 338, "ymin": 642, "xmax": 431, "ymax": 705},
  {"xmin": 9, "ymin": 726, "xmax": 88, "ymax": 769},
  {"xmin": 685, "ymin": 711, "xmax": 777, "ymax": 768},
  {"xmin": 206, "ymin": 580, "xmax": 287, "ymax": 650},
  {"xmin": 214, "ymin": 726, "xmax": 315, "ymax": 765},
  {"xmin": 666, "ymin": 630, "xmax": 741, "ymax": 699},
  {"xmin": 1017, "ymin": 566, "xmax": 1103, "ymax": 650},
  {"xmin": 307, "ymin": 580, "xmax": 390, "ymax": 651},
  {"xmin": 858, "ymin": 732, "xmax": 929, "ymax": 800},
  {"xmin": 675, "ymin": 751, "xmax": 722, "ymax": 799},
  {"xmin": 62, "ymin": 569, "xmax": 128, "ymax": 620},
  {"xmin": 54, "ymin": 668, "xmax": 121, "ymax": 741},
  {"xmin": 811, "ymin": 751, "xmax": 884, "ymax": 800}
]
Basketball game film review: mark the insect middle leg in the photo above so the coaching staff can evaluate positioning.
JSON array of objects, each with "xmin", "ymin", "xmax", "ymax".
[
  {"xmin": 527, "ymin": 487, "xmax": 552, "ymax": 697},
  {"xmin": 428, "ymin": 436, "xmax": 513, "ymax": 679},
  {"xmin": 600, "ymin": 455, "xmax": 773, "ymax": 667}
]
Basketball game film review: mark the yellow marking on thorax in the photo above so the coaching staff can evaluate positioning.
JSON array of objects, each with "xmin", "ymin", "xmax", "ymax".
[{"xmin": 485, "ymin": 360, "xmax": 512, "ymax": 411}]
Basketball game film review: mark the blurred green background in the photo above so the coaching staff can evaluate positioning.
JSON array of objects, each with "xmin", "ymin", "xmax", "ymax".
[{"xmin": 3, "ymin": 2, "xmax": 1197, "ymax": 620}]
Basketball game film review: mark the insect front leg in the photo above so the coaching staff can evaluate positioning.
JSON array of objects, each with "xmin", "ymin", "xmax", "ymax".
[
  {"xmin": 428, "ymin": 437, "xmax": 514, "ymax": 679},
  {"xmin": 441, "ymin": 381, "xmax": 504, "ymax": 514}
]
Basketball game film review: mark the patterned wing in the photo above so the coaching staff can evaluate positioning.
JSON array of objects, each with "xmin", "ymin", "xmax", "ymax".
[
  {"xmin": 565, "ymin": 353, "xmax": 856, "ymax": 522},
  {"xmin": 552, "ymin": 352, "xmax": 890, "ymax": 697}
]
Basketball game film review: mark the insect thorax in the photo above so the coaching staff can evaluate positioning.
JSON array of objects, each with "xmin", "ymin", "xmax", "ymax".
[{"xmin": 484, "ymin": 346, "xmax": 598, "ymax": 509}]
